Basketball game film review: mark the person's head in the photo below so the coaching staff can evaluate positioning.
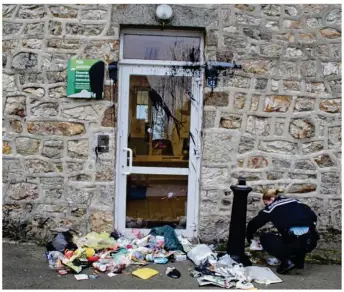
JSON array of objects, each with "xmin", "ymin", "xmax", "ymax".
[{"xmin": 262, "ymin": 188, "xmax": 284, "ymax": 206}]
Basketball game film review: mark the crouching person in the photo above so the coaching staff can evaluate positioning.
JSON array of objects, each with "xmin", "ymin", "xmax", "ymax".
[{"xmin": 246, "ymin": 188, "xmax": 319, "ymax": 274}]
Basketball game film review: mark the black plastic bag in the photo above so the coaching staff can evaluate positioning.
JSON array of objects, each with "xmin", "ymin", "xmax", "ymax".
[
  {"xmin": 46, "ymin": 231, "xmax": 77, "ymax": 253},
  {"xmin": 149, "ymin": 225, "xmax": 183, "ymax": 251}
]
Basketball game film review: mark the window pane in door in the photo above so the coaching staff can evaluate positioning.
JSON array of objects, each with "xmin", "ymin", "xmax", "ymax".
[
  {"xmin": 126, "ymin": 174, "xmax": 188, "ymax": 229},
  {"xmin": 123, "ymin": 34, "xmax": 201, "ymax": 61},
  {"xmin": 128, "ymin": 75, "xmax": 191, "ymax": 167}
]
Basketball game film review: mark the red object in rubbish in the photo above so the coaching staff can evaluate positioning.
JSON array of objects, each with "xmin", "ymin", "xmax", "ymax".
[
  {"xmin": 64, "ymin": 250, "xmax": 74, "ymax": 259},
  {"xmin": 126, "ymin": 245, "xmax": 133, "ymax": 249},
  {"xmin": 57, "ymin": 269, "xmax": 69, "ymax": 275},
  {"xmin": 87, "ymin": 255, "xmax": 100, "ymax": 262}
]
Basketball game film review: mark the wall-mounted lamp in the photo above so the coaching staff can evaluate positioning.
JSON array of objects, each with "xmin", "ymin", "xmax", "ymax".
[{"xmin": 155, "ymin": 4, "xmax": 173, "ymax": 28}]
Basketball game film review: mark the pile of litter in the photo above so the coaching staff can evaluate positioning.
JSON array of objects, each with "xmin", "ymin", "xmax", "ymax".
[{"xmin": 45, "ymin": 228, "xmax": 282, "ymax": 288}]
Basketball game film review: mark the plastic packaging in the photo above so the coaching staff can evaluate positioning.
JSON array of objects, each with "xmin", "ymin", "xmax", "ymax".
[
  {"xmin": 46, "ymin": 251, "xmax": 65, "ymax": 270},
  {"xmin": 154, "ymin": 257, "xmax": 168, "ymax": 264},
  {"xmin": 150, "ymin": 225, "xmax": 183, "ymax": 251},
  {"xmin": 187, "ymin": 244, "xmax": 217, "ymax": 266},
  {"xmin": 249, "ymin": 239, "xmax": 263, "ymax": 251},
  {"xmin": 85, "ymin": 232, "xmax": 117, "ymax": 250},
  {"xmin": 217, "ymin": 254, "xmax": 238, "ymax": 267}
]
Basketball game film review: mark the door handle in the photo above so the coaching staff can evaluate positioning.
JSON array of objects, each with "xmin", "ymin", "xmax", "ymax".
[{"xmin": 122, "ymin": 148, "xmax": 133, "ymax": 175}]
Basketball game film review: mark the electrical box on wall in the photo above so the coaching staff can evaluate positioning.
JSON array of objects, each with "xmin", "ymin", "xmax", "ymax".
[
  {"xmin": 97, "ymin": 135, "xmax": 109, "ymax": 153},
  {"xmin": 67, "ymin": 59, "xmax": 105, "ymax": 99}
]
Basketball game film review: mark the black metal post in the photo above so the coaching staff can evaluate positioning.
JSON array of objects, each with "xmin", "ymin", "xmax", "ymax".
[{"xmin": 227, "ymin": 177, "xmax": 252, "ymax": 266}]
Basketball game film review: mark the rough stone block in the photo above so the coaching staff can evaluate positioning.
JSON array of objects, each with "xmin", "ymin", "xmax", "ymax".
[
  {"xmin": 302, "ymin": 141, "xmax": 324, "ymax": 154},
  {"xmin": 66, "ymin": 23, "xmax": 105, "ymax": 36},
  {"xmin": 16, "ymin": 137, "xmax": 40, "ymax": 156},
  {"xmin": 289, "ymin": 118, "xmax": 315, "ymax": 139},
  {"xmin": 264, "ymin": 95, "xmax": 292, "ymax": 112},
  {"xmin": 261, "ymin": 4, "xmax": 281, "ymax": 16},
  {"xmin": 288, "ymin": 172, "xmax": 317, "ymax": 179},
  {"xmin": 284, "ymin": 6, "xmax": 299, "ymax": 16},
  {"xmin": 247, "ymin": 156, "xmax": 268, "ymax": 169},
  {"xmin": 18, "ymin": 5, "xmax": 45, "ymax": 18},
  {"xmin": 319, "ymin": 99, "xmax": 341, "ymax": 113},
  {"xmin": 7, "ymin": 183, "xmax": 39, "ymax": 201},
  {"xmin": 278, "ymin": 61, "xmax": 299, "ymax": 77},
  {"xmin": 3, "ymin": 141, "xmax": 12, "ymax": 155},
  {"xmin": 283, "ymin": 20, "xmax": 302, "ymax": 29},
  {"xmin": 298, "ymin": 33, "xmax": 316, "ymax": 43},
  {"xmin": 2, "ymin": 4, "xmax": 17, "ymax": 17},
  {"xmin": 81, "ymin": 9, "xmax": 108, "ymax": 20},
  {"xmin": 4, "ymin": 96, "xmax": 26, "ymax": 117},
  {"xmin": 66, "ymin": 162, "xmax": 85, "ymax": 174},
  {"xmin": 267, "ymin": 171, "xmax": 284, "ymax": 180},
  {"xmin": 68, "ymin": 140, "xmax": 89, "ymax": 159},
  {"xmin": 62, "ymin": 105, "xmax": 99, "ymax": 121},
  {"xmin": 220, "ymin": 115, "xmax": 242, "ymax": 129},
  {"xmin": 295, "ymin": 158, "xmax": 317, "ymax": 170},
  {"xmin": 49, "ymin": 5, "xmax": 78, "ymax": 18},
  {"xmin": 250, "ymin": 95, "xmax": 259, "ymax": 111},
  {"xmin": 246, "ymin": 115, "xmax": 270, "ymax": 136},
  {"xmin": 272, "ymin": 158, "xmax": 291, "ymax": 169},
  {"xmin": 90, "ymin": 211, "xmax": 113, "ymax": 233},
  {"xmin": 242, "ymin": 60, "xmax": 273, "ymax": 74},
  {"xmin": 204, "ymin": 91, "xmax": 229, "ymax": 106},
  {"xmin": 27, "ymin": 122, "xmax": 85, "ymax": 136},
  {"xmin": 236, "ymin": 13, "xmax": 261, "ymax": 26},
  {"xmin": 255, "ymin": 79, "xmax": 268, "ymax": 90},
  {"xmin": 259, "ymin": 140, "xmax": 297, "ymax": 154},
  {"xmin": 320, "ymin": 28, "xmax": 341, "ymax": 39},
  {"xmin": 3, "ymin": 22, "xmax": 23, "ymax": 36},
  {"xmin": 232, "ymin": 171, "xmax": 262, "ymax": 181},
  {"xmin": 238, "ymin": 136, "xmax": 255, "ymax": 154},
  {"xmin": 48, "ymin": 86, "xmax": 66, "ymax": 99},
  {"xmin": 314, "ymin": 154, "xmax": 335, "ymax": 168},
  {"xmin": 96, "ymin": 160, "xmax": 114, "ymax": 181},
  {"xmin": 203, "ymin": 132, "xmax": 234, "ymax": 163},
  {"xmin": 234, "ymin": 92, "xmax": 246, "ymax": 109},
  {"xmin": 81, "ymin": 40, "xmax": 119, "ymax": 62},
  {"xmin": 323, "ymin": 62, "xmax": 341, "ymax": 77},
  {"xmin": 23, "ymin": 22, "xmax": 45, "ymax": 37},
  {"xmin": 301, "ymin": 61, "xmax": 317, "ymax": 77},
  {"xmin": 24, "ymin": 159, "xmax": 57, "ymax": 174},
  {"xmin": 235, "ymin": 4, "xmax": 255, "ymax": 11},
  {"xmin": 305, "ymin": 18, "xmax": 321, "ymax": 27},
  {"xmin": 275, "ymin": 119, "xmax": 285, "ymax": 136},
  {"xmin": 203, "ymin": 111, "xmax": 216, "ymax": 128},
  {"xmin": 42, "ymin": 140, "xmax": 64, "ymax": 159},
  {"xmin": 12, "ymin": 52, "xmax": 38, "ymax": 71},
  {"xmin": 201, "ymin": 167, "xmax": 229, "ymax": 188},
  {"xmin": 101, "ymin": 107, "xmax": 116, "ymax": 128},
  {"xmin": 289, "ymin": 183, "xmax": 317, "ymax": 193},
  {"xmin": 65, "ymin": 186, "xmax": 95, "ymax": 206},
  {"xmin": 325, "ymin": 8, "xmax": 342, "ymax": 26},
  {"xmin": 31, "ymin": 102, "xmax": 59, "ymax": 117},
  {"xmin": 224, "ymin": 75, "xmax": 251, "ymax": 88},
  {"xmin": 294, "ymin": 97, "xmax": 316, "ymax": 112},
  {"xmin": 328, "ymin": 126, "xmax": 341, "ymax": 149},
  {"xmin": 285, "ymin": 47, "xmax": 304, "ymax": 58},
  {"xmin": 305, "ymin": 82, "xmax": 326, "ymax": 94}
]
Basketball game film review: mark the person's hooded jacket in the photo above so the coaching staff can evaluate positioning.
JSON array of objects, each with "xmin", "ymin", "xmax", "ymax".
[{"xmin": 246, "ymin": 196, "xmax": 317, "ymax": 242}]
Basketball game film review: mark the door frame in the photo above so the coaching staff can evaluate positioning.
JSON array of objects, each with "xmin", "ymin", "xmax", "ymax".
[{"xmin": 115, "ymin": 29, "xmax": 204, "ymax": 239}]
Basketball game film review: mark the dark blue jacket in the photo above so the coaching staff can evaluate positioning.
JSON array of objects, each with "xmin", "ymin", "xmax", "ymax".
[{"xmin": 246, "ymin": 196, "xmax": 317, "ymax": 241}]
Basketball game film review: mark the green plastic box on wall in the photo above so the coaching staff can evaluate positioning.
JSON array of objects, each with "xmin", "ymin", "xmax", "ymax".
[{"xmin": 67, "ymin": 59, "xmax": 104, "ymax": 98}]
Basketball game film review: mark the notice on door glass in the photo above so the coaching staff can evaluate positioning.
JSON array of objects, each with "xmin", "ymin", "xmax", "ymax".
[{"xmin": 67, "ymin": 59, "xmax": 103, "ymax": 98}]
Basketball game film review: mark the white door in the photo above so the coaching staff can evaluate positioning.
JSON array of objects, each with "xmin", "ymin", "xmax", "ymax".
[{"xmin": 115, "ymin": 64, "xmax": 203, "ymax": 238}]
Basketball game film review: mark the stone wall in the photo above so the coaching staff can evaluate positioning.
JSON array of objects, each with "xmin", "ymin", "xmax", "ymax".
[{"xmin": 2, "ymin": 4, "xmax": 342, "ymax": 248}]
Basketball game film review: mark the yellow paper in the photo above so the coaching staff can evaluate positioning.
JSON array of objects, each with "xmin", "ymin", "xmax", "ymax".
[{"xmin": 132, "ymin": 268, "xmax": 159, "ymax": 280}]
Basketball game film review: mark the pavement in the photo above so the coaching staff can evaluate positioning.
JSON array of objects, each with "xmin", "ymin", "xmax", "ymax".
[{"xmin": 2, "ymin": 242, "xmax": 342, "ymax": 290}]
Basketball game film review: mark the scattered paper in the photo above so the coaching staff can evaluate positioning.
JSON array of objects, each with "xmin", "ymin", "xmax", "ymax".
[
  {"xmin": 107, "ymin": 272, "xmax": 117, "ymax": 277},
  {"xmin": 74, "ymin": 274, "xmax": 88, "ymax": 280}
]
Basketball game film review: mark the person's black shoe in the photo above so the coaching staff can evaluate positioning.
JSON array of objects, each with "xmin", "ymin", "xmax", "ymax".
[
  {"xmin": 293, "ymin": 256, "xmax": 305, "ymax": 269},
  {"xmin": 276, "ymin": 260, "xmax": 295, "ymax": 274}
]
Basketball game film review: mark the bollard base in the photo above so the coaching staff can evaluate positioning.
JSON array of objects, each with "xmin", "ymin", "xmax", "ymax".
[{"xmin": 230, "ymin": 254, "xmax": 252, "ymax": 267}]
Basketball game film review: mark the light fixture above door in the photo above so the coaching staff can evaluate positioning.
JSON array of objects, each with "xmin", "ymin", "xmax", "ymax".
[{"xmin": 155, "ymin": 4, "xmax": 173, "ymax": 27}]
